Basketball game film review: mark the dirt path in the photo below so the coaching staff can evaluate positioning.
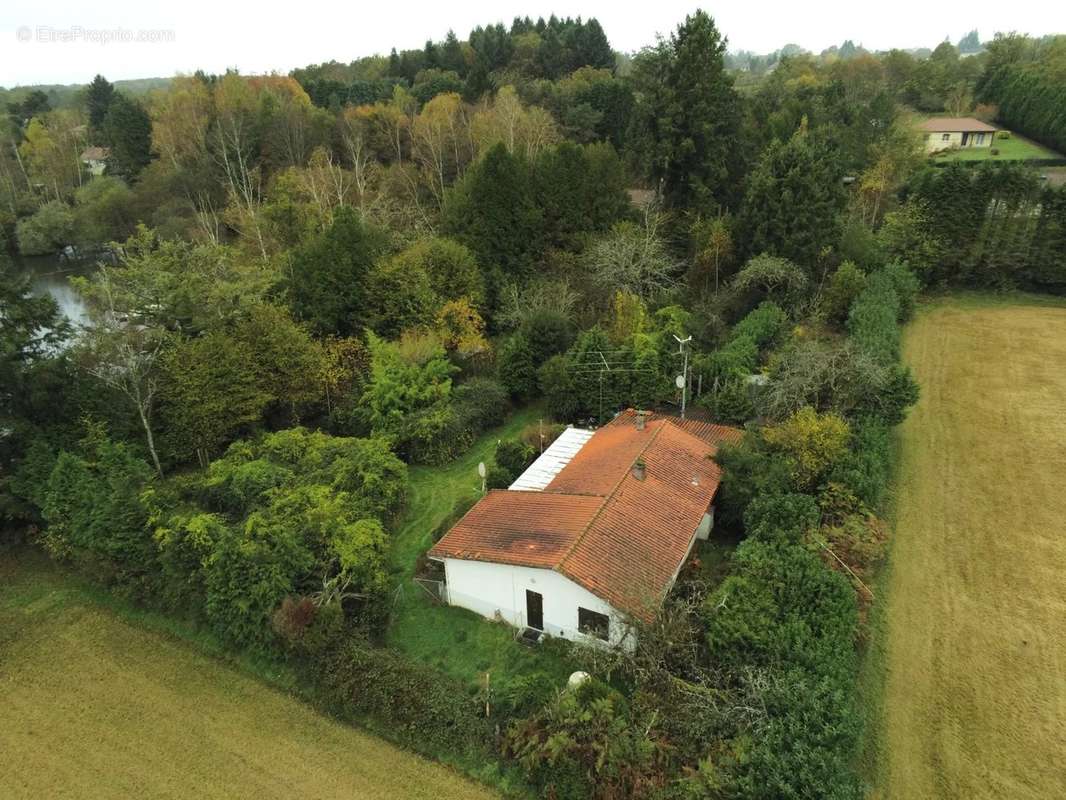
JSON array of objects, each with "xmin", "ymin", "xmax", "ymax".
[{"xmin": 878, "ymin": 296, "xmax": 1066, "ymax": 799}]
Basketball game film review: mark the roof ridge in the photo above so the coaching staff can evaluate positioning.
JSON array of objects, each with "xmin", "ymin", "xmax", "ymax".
[{"xmin": 553, "ymin": 420, "xmax": 668, "ymax": 576}]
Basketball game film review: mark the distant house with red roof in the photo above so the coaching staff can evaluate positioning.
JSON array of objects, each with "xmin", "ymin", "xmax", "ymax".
[
  {"xmin": 428, "ymin": 410, "xmax": 742, "ymax": 647},
  {"xmin": 919, "ymin": 117, "xmax": 997, "ymax": 153}
]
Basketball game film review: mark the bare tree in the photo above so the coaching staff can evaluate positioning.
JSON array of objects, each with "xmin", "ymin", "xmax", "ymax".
[
  {"xmin": 77, "ymin": 268, "xmax": 165, "ymax": 476},
  {"xmin": 585, "ymin": 204, "xmax": 680, "ymax": 301}
]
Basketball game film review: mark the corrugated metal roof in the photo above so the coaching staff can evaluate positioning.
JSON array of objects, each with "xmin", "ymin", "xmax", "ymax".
[{"xmin": 509, "ymin": 426, "xmax": 595, "ymax": 491}]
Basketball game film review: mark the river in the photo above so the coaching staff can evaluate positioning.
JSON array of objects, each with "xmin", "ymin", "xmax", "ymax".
[{"xmin": 12, "ymin": 253, "xmax": 94, "ymax": 328}]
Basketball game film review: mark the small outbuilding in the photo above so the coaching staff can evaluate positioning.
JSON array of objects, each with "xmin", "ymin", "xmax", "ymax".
[
  {"xmin": 428, "ymin": 410, "xmax": 742, "ymax": 647},
  {"xmin": 919, "ymin": 118, "xmax": 997, "ymax": 153}
]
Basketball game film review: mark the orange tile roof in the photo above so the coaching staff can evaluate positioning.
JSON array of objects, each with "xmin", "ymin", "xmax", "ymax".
[
  {"xmin": 607, "ymin": 408, "xmax": 744, "ymax": 447},
  {"xmin": 428, "ymin": 491, "xmax": 602, "ymax": 568},
  {"xmin": 429, "ymin": 411, "xmax": 740, "ymax": 621}
]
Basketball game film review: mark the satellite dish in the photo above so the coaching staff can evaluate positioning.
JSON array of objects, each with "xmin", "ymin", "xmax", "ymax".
[
  {"xmin": 675, "ymin": 374, "xmax": 685, "ymax": 389},
  {"xmin": 477, "ymin": 462, "xmax": 486, "ymax": 478}
]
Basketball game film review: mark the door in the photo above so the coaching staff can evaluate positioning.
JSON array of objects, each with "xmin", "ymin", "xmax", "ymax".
[{"xmin": 525, "ymin": 590, "xmax": 544, "ymax": 630}]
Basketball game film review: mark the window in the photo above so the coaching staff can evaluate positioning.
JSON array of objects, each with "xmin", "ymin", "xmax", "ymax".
[
  {"xmin": 975, "ymin": 133, "xmax": 985, "ymax": 145},
  {"xmin": 941, "ymin": 133, "xmax": 951, "ymax": 141},
  {"xmin": 578, "ymin": 607, "xmax": 609, "ymax": 641}
]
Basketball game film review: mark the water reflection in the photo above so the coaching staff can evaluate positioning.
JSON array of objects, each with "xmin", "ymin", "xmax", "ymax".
[{"xmin": 12, "ymin": 254, "xmax": 94, "ymax": 329}]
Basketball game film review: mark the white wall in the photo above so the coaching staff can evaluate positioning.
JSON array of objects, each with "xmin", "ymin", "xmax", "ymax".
[
  {"xmin": 441, "ymin": 558, "xmax": 631, "ymax": 648},
  {"xmin": 924, "ymin": 130, "xmax": 993, "ymax": 153}
]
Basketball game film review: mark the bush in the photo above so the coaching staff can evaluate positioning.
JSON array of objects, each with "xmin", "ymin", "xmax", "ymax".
[
  {"xmin": 762, "ymin": 407, "xmax": 850, "ymax": 492},
  {"xmin": 744, "ymin": 492, "xmax": 821, "ymax": 543},
  {"xmin": 847, "ymin": 271, "xmax": 902, "ymax": 362},
  {"xmin": 498, "ymin": 333, "xmax": 538, "ymax": 399},
  {"xmin": 16, "ymin": 201, "xmax": 74, "ymax": 255},
  {"xmin": 496, "ymin": 439, "xmax": 535, "ymax": 476},
  {"xmin": 732, "ymin": 301, "xmax": 788, "ymax": 350},
  {"xmin": 312, "ymin": 637, "xmax": 493, "ymax": 756},
  {"xmin": 878, "ymin": 261, "xmax": 921, "ymax": 322},
  {"xmin": 539, "ymin": 354, "xmax": 580, "ymax": 421},
  {"xmin": 822, "ymin": 261, "xmax": 867, "ymax": 324},
  {"xmin": 485, "ymin": 464, "xmax": 514, "ymax": 490},
  {"xmin": 452, "ymin": 376, "xmax": 511, "ymax": 432},
  {"xmin": 828, "ymin": 417, "xmax": 893, "ymax": 509}
]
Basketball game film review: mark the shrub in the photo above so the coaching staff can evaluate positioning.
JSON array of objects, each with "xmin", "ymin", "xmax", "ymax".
[
  {"xmin": 498, "ymin": 333, "xmax": 538, "ymax": 399},
  {"xmin": 312, "ymin": 637, "xmax": 493, "ymax": 756},
  {"xmin": 521, "ymin": 309, "xmax": 575, "ymax": 365},
  {"xmin": 42, "ymin": 434, "xmax": 157, "ymax": 595},
  {"xmin": 496, "ymin": 439, "xmax": 536, "ymax": 476},
  {"xmin": 822, "ymin": 261, "xmax": 867, "ymax": 324},
  {"xmin": 703, "ymin": 539, "xmax": 858, "ymax": 677},
  {"xmin": 762, "ymin": 407, "xmax": 850, "ymax": 492},
  {"xmin": 452, "ymin": 376, "xmax": 511, "ymax": 432},
  {"xmin": 847, "ymin": 272, "xmax": 901, "ymax": 362},
  {"xmin": 732, "ymin": 301, "xmax": 788, "ymax": 350},
  {"xmin": 539, "ymin": 354, "xmax": 580, "ymax": 421},
  {"xmin": 878, "ymin": 261, "xmax": 921, "ymax": 322},
  {"xmin": 398, "ymin": 401, "xmax": 473, "ymax": 465},
  {"xmin": 16, "ymin": 201, "xmax": 74, "ymax": 255},
  {"xmin": 203, "ymin": 518, "xmax": 317, "ymax": 650},
  {"xmin": 485, "ymin": 464, "xmax": 514, "ymax": 490},
  {"xmin": 744, "ymin": 492, "xmax": 821, "ymax": 543},
  {"xmin": 828, "ymin": 417, "xmax": 893, "ymax": 509}
]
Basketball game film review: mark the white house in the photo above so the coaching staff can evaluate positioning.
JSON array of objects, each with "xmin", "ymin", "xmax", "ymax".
[
  {"xmin": 80, "ymin": 146, "xmax": 111, "ymax": 176},
  {"xmin": 919, "ymin": 118, "xmax": 997, "ymax": 154},
  {"xmin": 428, "ymin": 410, "xmax": 742, "ymax": 646}
]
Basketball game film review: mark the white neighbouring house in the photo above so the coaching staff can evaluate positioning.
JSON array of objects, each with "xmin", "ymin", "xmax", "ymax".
[
  {"xmin": 919, "ymin": 117, "xmax": 997, "ymax": 154},
  {"xmin": 80, "ymin": 146, "xmax": 111, "ymax": 177},
  {"xmin": 428, "ymin": 410, "xmax": 742, "ymax": 647}
]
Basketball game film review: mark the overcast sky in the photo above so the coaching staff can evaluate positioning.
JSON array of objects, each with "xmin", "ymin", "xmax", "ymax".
[{"xmin": 1, "ymin": 0, "xmax": 1063, "ymax": 87}]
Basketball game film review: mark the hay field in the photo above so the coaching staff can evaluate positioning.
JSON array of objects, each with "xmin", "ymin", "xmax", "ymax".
[
  {"xmin": 0, "ymin": 551, "xmax": 498, "ymax": 800},
  {"xmin": 877, "ymin": 295, "xmax": 1066, "ymax": 799}
]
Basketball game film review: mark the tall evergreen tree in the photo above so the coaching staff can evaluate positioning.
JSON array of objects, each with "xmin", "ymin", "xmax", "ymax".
[
  {"xmin": 634, "ymin": 11, "xmax": 743, "ymax": 213},
  {"xmin": 102, "ymin": 94, "xmax": 152, "ymax": 178},
  {"xmin": 285, "ymin": 207, "xmax": 387, "ymax": 336},
  {"xmin": 739, "ymin": 129, "xmax": 846, "ymax": 269},
  {"xmin": 85, "ymin": 74, "xmax": 115, "ymax": 133},
  {"xmin": 442, "ymin": 144, "xmax": 543, "ymax": 307}
]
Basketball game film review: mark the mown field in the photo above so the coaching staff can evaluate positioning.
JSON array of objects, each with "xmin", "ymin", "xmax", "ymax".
[
  {"xmin": 872, "ymin": 294, "xmax": 1066, "ymax": 799},
  {"xmin": 0, "ymin": 550, "xmax": 498, "ymax": 800}
]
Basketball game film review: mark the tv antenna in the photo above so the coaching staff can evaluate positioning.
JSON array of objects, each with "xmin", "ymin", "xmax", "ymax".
[{"xmin": 673, "ymin": 335, "xmax": 692, "ymax": 419}]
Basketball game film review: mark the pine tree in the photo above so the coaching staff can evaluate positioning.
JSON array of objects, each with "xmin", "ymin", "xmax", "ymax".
[
  {"xmin": 442, "ymin": 144, "xmax": 544, "ymax": 306},
  {"xmin": 85, "ymin": 74, "xmax": 115, "ymax": 134},
  {"xmin": 739, "ymin": 130, "xmax": 845, "ymax": 270},
  {"xmin": 102, "ymin": 94, "xmax": 152, "ymax": 178}
]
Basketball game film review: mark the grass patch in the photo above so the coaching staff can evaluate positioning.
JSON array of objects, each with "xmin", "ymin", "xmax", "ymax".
[
  {"xmin": 865, "ymin": 293, "xmax": 1066, "ymax": 799},
  {"xmin": 386, "ymin": 404, "xmax": 578, "ymax": 689},
  {"xmin": 389, "ymin": 405, "xmax": 544, "ymax": 577},
  {"xmin": 0, "ymin": 549, "xmax": 498, "ymax": 800},
  {"xmin": 933, "ymin": 130, "xmax": 1062, "ymax": 161}
]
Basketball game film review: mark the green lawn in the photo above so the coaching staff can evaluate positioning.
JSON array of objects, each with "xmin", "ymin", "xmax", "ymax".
[
  {"xmin": 934, "ymin": 130, "xmax": 1061, "ymax": 161},
  {"xmin": 386, "ymin": 405, "xmax": 578, "ymax": 690},
  {"xmin": 0, "ymin": 549, "xmax": 498, "ymax": 800}
]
